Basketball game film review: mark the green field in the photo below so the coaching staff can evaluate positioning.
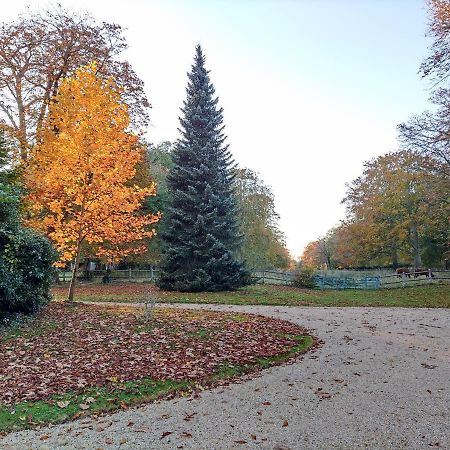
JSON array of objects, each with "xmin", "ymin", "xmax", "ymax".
[{"xmin": 52, "ymin": 283, "xmax": 450, "ymax": 308}]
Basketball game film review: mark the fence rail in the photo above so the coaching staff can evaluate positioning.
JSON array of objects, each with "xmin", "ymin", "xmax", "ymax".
[
  {"xmin": 55, "ymin": 268, "xmax": 450, "ymax": 290},
  {"xmin": 251, "ymin": 269, "xmax": 450, "ymax": 290}
]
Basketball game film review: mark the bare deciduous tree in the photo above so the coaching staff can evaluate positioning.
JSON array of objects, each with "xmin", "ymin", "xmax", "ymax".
[
  {"xmin": 398, "ymin": 89, "xmax": 450, "ymax": 176},
  {"xmin": 0, "ymin": 6, "xmax": 149, "ymax": 160},
  {"xmin": 421, "ymin": 0, "xmax": 450, "ymax": 84}
]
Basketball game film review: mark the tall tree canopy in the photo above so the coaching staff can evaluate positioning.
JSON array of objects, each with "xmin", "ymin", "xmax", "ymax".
[
  {"xmin": 158, "ymin": 45, "xmax": 249, "ymax": 291},
  {"xmin": 342, "ymin": 150, "xmax": 448, "ymax": 268},
  {"xmin": 421, "ymin": 0, "xmax": 450, "ymax": 83},
  {"xmin": 0, "ymin": 5, "xmax": 149, "ymax": 160},
  {"xmin": 24, "ymin": 64, "xmax": 159, "ymax": 301},
  {"xmin": 399, "ymin": 0, "xmax": 450, "ymax": 176}
]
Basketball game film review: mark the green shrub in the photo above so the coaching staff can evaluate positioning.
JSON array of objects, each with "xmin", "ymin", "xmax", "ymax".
[
  {"xmin": 292, "ymin": 267, "xmax": 316, "ymax": 289},
  {"xmin": 0, "ymin": 187, "xmax": 56, "ymax": 316}
]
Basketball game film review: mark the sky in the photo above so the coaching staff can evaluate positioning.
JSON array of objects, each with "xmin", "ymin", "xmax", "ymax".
[{"xmin": 4, "ymin": 0, "xmax": 434, "ymax": 258}]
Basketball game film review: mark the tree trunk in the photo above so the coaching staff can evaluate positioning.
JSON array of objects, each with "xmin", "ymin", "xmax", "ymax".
[
  {"xmin": 392, "ymin": 246, "xmax": 399, "ymax": 269},
  {"xmin": 410, "ymin": 225, "xmax": 422, "ymax": 268},
  {"xmin": 67, "ymin": 228, "xmax": 84, "ymax": 302},
  {"xmin": 67, "ymin": 247, "xmax": 81, "ymax": 302}
]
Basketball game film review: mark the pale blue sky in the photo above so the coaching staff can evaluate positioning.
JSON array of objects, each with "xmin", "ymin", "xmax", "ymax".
[{"xmin": 5, "ymin": 0, "xmax": 433, "ymax": 257}]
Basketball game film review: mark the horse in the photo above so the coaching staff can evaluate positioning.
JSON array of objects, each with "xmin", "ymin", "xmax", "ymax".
[
  {"xmin": 396, "ymin": 268, "xmax": 411, "ymax": 278},
  {"xmin": 413, "ymin": 268, "xmax": 435, "ymax": 278}
]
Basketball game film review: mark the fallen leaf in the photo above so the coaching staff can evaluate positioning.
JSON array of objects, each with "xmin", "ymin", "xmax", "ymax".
[
  {"xmin": 57, "ymin": 401, "xmax": 70, "ymax": 409},
  {"xmin": 160, "ymin": 431, "xmax": 173, "ymax": 439},
  {"xmin": 282, "ymin": 419, "xmax": 289, "ymax": 427},
  {"xmin": 421, "ymin": 363, "xmax": 437, "ymax": 369}
]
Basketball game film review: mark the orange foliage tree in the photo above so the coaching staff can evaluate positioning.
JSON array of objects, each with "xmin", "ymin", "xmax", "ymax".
[{"xmin": 25, "ymin": 64, "xmax": 160, "ymax": 301}]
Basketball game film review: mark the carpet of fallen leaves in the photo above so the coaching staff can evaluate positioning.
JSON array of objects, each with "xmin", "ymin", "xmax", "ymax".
[{"xmin": 0, "ymin": 303, "xmax": 309, "ymax": 405}]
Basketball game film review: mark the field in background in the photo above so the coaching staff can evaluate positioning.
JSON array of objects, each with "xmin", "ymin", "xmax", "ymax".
[{"xmin": 51, "ymin": 283, "xmax": 450, "ymax": 308}]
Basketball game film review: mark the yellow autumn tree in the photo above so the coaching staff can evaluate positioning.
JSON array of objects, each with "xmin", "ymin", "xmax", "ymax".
[{"xmin": 25, "ymin": 63, "xmax": 160, "ymax": 301}]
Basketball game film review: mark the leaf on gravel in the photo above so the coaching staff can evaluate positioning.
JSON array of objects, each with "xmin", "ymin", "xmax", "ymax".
[
  {"xmin": 234, "ymin": 440, "xmax": 247, "ymax": 444},
  {"xmin": 160, "ymin": 431, "xmax": 173, "ymax": 439},
  {"xmin": 421, "ymin": 363, "xmax": 437, "ymax": 369},
  {"xmin": 262, "ymin": 401, "xmax": 271, "ymax": 406},
  {"xmin": 181, "ymin": 432, "xmax": 192, "ymax": 438},
  {"xmin": 282, "ymin": 419, "xmax": 289, "ymax": 427}
]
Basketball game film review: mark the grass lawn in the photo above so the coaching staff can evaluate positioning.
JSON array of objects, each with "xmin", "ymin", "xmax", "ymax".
[
  {"xmin": 0, "ymin": 303, "xmax": 314, "ymax": 433},
  {"xmin": 51, "ymin": 282, "xmax": 450, "ymax": 308}
]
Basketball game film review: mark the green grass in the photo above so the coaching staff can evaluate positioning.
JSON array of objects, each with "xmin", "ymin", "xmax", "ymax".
[
  {"xmin": 0, "ymin": 378, "xmax": 189, "ymax": 433},
  {"xmin": 0, "ymin": 333, "xmax": 313, "ymax": 433},
  {"xmin": 66, "ymin": 283, "xmax": 450, "ymax": 308},
  {"xmin": 0, "ymin": 319, "xmax": 59, "ymax": 342},
  {"xmin": 160, "ymin": 284, "xmax": 450, "ymax": 307}
]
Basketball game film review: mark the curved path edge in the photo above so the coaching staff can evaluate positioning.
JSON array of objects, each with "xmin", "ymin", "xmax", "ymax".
[{"xmin": 2, "ymin": 303, "xmax": 449, "ymax": 450}]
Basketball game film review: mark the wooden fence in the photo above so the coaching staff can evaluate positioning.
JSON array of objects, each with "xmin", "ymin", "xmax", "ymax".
[
  {"xmin": 57, "ymin": 268, "xmax": 159, "ymax": 283},
  {"xmin": 251, "ymin": 269, "xmax": 450, "ymax": 290},
  {"xmin": 56, "ymin": 268, "xmax": 450, "ymax": 290}
]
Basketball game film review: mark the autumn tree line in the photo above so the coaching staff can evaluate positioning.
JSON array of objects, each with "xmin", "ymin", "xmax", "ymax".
[
  {"xmin": 302, "ymin": 0, "xmax": 450, "ymax": 271},
  {"xmin": 0, "ymin": 7, "xmax": 291, "ymax": 312}
]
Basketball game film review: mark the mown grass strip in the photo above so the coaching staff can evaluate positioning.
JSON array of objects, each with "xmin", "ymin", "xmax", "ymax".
[{"xmin": 65, "ymin": 284, "xmax": 450, "ymax": 308}]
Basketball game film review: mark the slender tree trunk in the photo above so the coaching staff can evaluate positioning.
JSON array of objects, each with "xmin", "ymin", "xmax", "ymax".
[
  {"xmin": 67, "ymin": 237, "xmax": 82, "ymax": 302},
  {"xmin": 67, "ymin": 177, "xmax": 88, "ymax": 302},
  {"xmin": 16, "ymin": 80, "xmax": 28, "ymax": 160},
  {"xmin": 392, "ymin": 245, "xmax": 399, "ymax": 269},
  {"xmin": 410, "ymin": 225, "xmax": 422, "ymax": 268}
]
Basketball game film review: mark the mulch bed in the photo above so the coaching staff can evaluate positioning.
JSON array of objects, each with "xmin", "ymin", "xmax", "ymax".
[{"xmin": 0, "ymin": 303, "xmax": 309, "ymax": 405}]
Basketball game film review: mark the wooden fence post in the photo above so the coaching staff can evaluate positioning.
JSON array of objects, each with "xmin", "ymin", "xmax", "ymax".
[{"xmin": 128, "ymin": 268, "xmax": 132, "ymax": 281}]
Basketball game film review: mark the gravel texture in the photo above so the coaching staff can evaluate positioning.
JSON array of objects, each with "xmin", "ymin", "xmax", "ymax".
[{"xmin": 1, "ymin": 304, "xmax": 449, "ymax": 450}]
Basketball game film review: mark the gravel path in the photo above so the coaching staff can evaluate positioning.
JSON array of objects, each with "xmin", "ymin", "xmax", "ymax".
[{"xmin": 2, "ymin": 305, "xmax": 449, "ymax": 450}]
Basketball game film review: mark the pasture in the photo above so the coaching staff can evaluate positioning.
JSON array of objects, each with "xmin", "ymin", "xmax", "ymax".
[{"xmin": 51, "ymin": 283, "xmax": 450, "ymax": 308}]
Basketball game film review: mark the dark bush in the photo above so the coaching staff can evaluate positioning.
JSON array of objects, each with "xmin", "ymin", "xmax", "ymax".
[
  {"xmin": 292, "ymin": 266, "xmax": 317, "ymax": 289},
  {"xmin": 0, "ymin": 187, "xmax": 56, "ymax": 315}
]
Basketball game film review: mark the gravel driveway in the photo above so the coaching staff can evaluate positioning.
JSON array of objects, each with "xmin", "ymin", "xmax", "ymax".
[{"xmin": 2, "ymin": 305, "xmax": 449, "ymax": 450}]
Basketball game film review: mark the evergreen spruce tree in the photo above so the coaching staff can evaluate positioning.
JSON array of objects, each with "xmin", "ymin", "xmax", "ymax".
[{"xmin": 158, "ymin": 45, "xmax": 249, "ymax": 291}]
